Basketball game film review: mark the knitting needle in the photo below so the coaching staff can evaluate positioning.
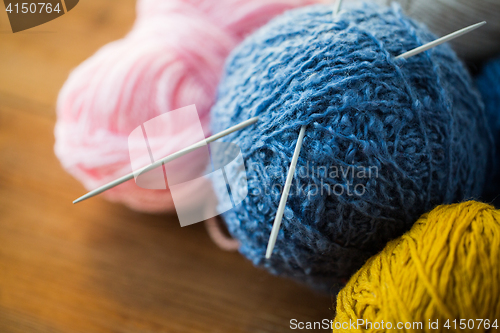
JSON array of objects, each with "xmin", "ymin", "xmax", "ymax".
[
  {"xmin": 265, "ymin": 0, "xmax": 343, "ymax": 259},
  {"xmin": 332, "ymin": 0, "xmax": 342, "ymax": 18},
  {"xmin": 265, "ymin": 17, "xmax": 485, "ymax": 259},
  {"xmin": 265, "ymin": 126, "xmax": 306, "ymax": 259},
  {"xmin": 73, "ymin": 116, "xmax": 259, "ymax": 204},
  {"xmin": 396, "ymin": 21, "xmax": 486, "ymax": 59}
]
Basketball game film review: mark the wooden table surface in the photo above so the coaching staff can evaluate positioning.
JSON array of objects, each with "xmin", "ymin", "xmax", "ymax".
[{"xmin": 0, "ymin": 2, "xmax": 333, "ymax": 332}]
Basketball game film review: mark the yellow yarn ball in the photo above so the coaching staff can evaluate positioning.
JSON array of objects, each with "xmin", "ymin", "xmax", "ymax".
[{"xmin": 333, "ymin": 201, "xmax": 500, "ymax": 332}]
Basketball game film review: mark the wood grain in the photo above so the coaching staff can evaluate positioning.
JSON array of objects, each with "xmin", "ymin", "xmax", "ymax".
[{"xmin": 0, "ymin": 2, "xmax": 334, "ymax": 332}]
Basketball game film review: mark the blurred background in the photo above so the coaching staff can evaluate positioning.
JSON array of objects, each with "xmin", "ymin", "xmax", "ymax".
[{"xmin": 0, "ymin": 1, "xmax": 333, "ymax": 332}]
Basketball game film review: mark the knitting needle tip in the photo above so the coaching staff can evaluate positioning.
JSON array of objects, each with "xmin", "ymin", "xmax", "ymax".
[{"xmin": 73, "ymin": 197, "xmax": 84, "ymax": 204}]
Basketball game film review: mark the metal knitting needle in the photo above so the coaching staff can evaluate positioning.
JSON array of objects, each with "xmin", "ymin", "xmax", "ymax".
[
  {"xmin": 73, "ymin": 116, "xmax": 259, "ymax": 204},
  {"xmin": 265, "ymin": 126, "xmax": 306, "ymax": 259},
  {"xmin": 265, "ymin": 16, "xmax": 485, "ymax": 259},
  {"xmin": 332, "ymin": 0, "xmax": 342, "ymax": 19},
  {"xmin": 266, "ymin": 0, "xmax": 343, "ymax": 259},
  {"xmin": 396, "ymin": 21, "xmax": 486, "ymax": 59}
]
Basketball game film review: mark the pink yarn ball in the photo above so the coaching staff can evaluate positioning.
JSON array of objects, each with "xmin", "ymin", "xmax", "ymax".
[{"xmin": 55, "ymin": 0, "xmax": 321, "ymax": 213}]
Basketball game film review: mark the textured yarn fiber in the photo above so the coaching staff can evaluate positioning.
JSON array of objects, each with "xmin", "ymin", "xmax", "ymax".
[
  {"xmin": 370, "ymin": 0, "xmax": 500, "ymax": 60},
  {"xmin": 54, "ymin": 0, "xmax": 320, "ymax": 213},
  {"xmin": 210, "ymin": 3, "xmax": 492, "ymax": 291},
  {"xmin": 477, "ymin": 57, "xmax": 500, "ymax": 202},
  {"xmin": 334, "ymin": 201, "xmax": 500, "ymax": 332}
]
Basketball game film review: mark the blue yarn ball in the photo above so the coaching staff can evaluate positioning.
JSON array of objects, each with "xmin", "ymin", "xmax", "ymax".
[
  {"xmin": 210, "ymin": 3, "xmax": 492, "ymax": 291},
  {"xmin": 477, "ymin": 57, "xmax": 500, "ymax": 200}
]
